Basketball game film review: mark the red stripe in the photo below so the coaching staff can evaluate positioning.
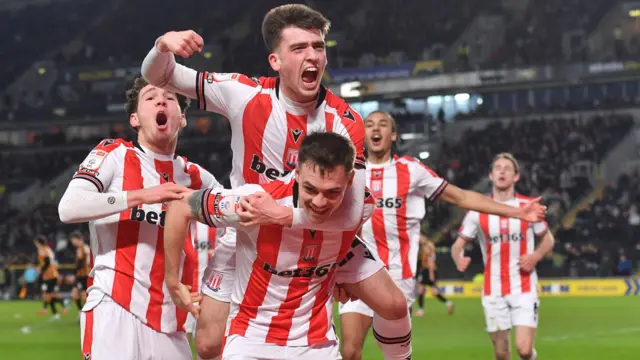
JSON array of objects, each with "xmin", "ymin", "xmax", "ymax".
[
  {"xmin": 82, "ymin": 309, "xmax": 94, "ymax": 357},
  {"xmin": 266, "ymin": 230, "xmax": 323, "ymax": 345},
  {"xmin": 479, "ymin": 213, "xmax": 491, "ymax": 296},
  {"xmin": 184, "ymin": 160, "xmax": 203, "ymax": 190},
  {"xmin": 281, "ymin": 113, "xmax": 308, "ymax": 173},
  {"xmin": 498, "ymin": 217, "xmax": 511, "ymax": 296},
  {"xmin": 519, "ymin": 213, "xmax": 531, "ymax": 293},
  {"xmin": 325, "ymin": 111, "xmax": 335, "ymax": 133},
  {"xmin": 229, "ymin": 225, "xmax": 283, "ymax": 337},
  {"xmin": 395, "ymin": 162, "xmax": 413, "ymax": 279},
  {"xmin": 145, "ymin": 160, "xmax": 175, "ymax": 330},
  {"xmin": 370, "ymin": 168, "xmax": 389, "ymax": 267},
  {"xmin": 111, "ymin": 150, "xmax": 144, "ymax": 311},
  {"xmin": 241, "ymin": 94, "xmax": 273, "ymax": 185},
  {"xmin": 308, "ymin": 231, "xmax": 357, "ymax": 343}
]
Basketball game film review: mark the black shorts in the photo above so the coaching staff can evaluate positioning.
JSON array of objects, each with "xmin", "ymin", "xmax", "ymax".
[
  {"xmin": 41, "ymin": 278, "xmax": 59, "ymax": 293},
  {"xmin": 76, "ymin": 276, "xmax": 88, "ymax": 291},
  {"xmin": 418, "ymin": 269, "xmax": 438, "ymax": 287}
]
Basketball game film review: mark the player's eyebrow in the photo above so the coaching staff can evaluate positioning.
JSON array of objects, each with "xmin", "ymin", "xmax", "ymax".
[
  {"xmin": 140, "ymin": 87, "xmax": 157, "ymax": 98},
  {"xmin": 289, "ymin": 40, "xmax": 325, "ymax": 50}
]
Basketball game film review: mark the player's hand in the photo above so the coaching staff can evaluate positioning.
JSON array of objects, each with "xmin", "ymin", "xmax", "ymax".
[
  {"xmin": 429, "ymin": 272, "xmax": 436, "ymax": 283},
  {"xmin": 456, "ymin": 256, "xmax": 471, "ymax": 272},
  {"xmin": 333, "ymin": 284, "xmax": 358, "ymax": 304},
  {"xmin": 129, "ymin": 183, "xmax": 189, "ymax": 206},
  {"xmin": 518, "ymin": 196, "xmax": 547, "ymax": 222},
  {"xmin": 519, "ymin": 253, "xmax": 542, "ymax": 273},
  {"xmin": 167, "ymin": 283, "xmax": 202, "ymax": 319},
  {"xmin": 237, "ymin": 192, "xmax": 293, "ymax": 227},
  {"xmin": 157, "ymin": 30, "xmax": 204, "ymax": 58}
]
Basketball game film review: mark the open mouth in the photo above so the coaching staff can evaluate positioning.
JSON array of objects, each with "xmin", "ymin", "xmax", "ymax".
[
  {"xmin": 310, "ymin": 206, "xmax": 329, "ymax": 216},
  {"xmin": 301, "ymin": 67, "xmax": 319, "ymax": 84},
  {"xmin": 371, "ymin": 134, "xmax": 382, "ymax": 146},
  {"xmin": 156, "ymin": 112, "xmax": 168, "ymax": 128}
]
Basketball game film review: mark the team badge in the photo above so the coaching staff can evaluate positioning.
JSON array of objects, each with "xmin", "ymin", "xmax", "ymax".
[
  {"xmin": 301, "ymin": 245, "xmax": 318, "ymax": 262},
  {"xmin": 206, "ymin": 271, "xmax": 223, "ymax": 292},
  {"xmin": 285, "ymin": 149, "xmax": 299, "ymax": 168}
]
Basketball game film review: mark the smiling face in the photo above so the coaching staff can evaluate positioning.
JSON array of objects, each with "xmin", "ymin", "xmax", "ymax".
[
  {"xmin": 269, "ymin": 26, "xmax": 327, "ymax": 103},
  {"xmin": 296, "ymin": 162, "xmax": 353, "ymax": 223},
  {"xmin": 129, "ymin": 84, "xmax": 186, "ymax": 149},
  {"xmin": 365, "ymin": 111, "xmax": 397, "ymax": 159},
  {"xmin": 489, "ymin": 156, "xmax": 520, "ymax": 191}
]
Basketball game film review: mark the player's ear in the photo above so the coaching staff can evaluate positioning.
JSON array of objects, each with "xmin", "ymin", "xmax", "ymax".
[
  {"xmin": 514, "ymin": 172, "xmax": 520, "ymax": 182},
  {"xmin": 346, "ymin": 170, "xmax": 355, "ymax": 189},
  {"xmin": 391, "ymin": 131, "xmax": 397, "ymax": 142},
  {"xmin": 268, "ymin": 52, "xmax": 281, "ymax": 72},
  {"xmin": 129, "ymin": 113, "xmax": 140, "ymax": 129},
  {"xmin": 180, "ymin": 113, "xmax": 187, "ymax": 129}
]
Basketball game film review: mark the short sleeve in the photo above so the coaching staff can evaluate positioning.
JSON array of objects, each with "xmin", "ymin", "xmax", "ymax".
[
  {"xmin": 411, "ymin": 159, "xmax": 448, "ymax": 201},
  {"xmin": 71, "ymin": 139, "xmax": 124, "ymax": 192},
  {"xmin": 335, "ymin": 105, "xmax": 366, "ymax": 170},
  {"xmin": 532, "ymin": 221, "xmax": 549, "ymax": 237},
  {"xmin": 458, "ymin": 211, "xmax": 479, "ymax": 242}
]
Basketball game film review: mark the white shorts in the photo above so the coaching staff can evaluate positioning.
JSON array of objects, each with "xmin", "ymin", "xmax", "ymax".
[
  {"xmin": 80, "ymin": 297, "xmax": 191, "ymax": 360},
  {"xmin": 184, "ymin": 312, "xmax": 197, "ymax": 335},
  {"xmin": 334, "ymin": 237, "xmax": 385, "ymax": 285},
  {"xmin": 482, "ymin": 292, "xmax": 540, "ymax": 333},
  {"xmin": 338, "ymin": 277, "xmax": 416, "ymax": 317},
  {"xmin": 222, "ymin": 335, "xmax": 341, "ymax": 360},
  {"xmin": 202, "ymin": 229, "xmax": 237, "ymax": 303}
]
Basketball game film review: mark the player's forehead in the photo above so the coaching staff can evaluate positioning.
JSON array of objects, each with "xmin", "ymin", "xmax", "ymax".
[
  {"xmin": 365, "ymin": 112, "xmax": 391, "ymax": 125},
  {"xmin": 139, "ymin": 85, "xmax": 175, "ymax": 98},
  {"xmin": 493, "ymin": 158, "xmax": 515, "ymax": 169},
  {"xmin": 279, "ymin": 26, "xmax": 324, "ymax": 48},
  {"xmin": 299, "ymin": 162, "xmax": 347, "ymax": 187}
]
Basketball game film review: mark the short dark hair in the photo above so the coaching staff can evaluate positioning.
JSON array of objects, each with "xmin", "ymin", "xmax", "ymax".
[
  {"xmin": 262, "ymin": 4, "xmax": 331, "ymax": 52},
  {"xmin": 125, "ymin": 77, "xmax": 190, "ymax": 116},
  {"xmin": 70, "ymin": 231, "xmax": 83, "ymax": 241},
  {"xmin": 33, "ymin": 235, "xmax": 47, "ymax": 245},
  {"xmin": 297, "ymin": 132, "xmax": 355, "ymax": 175}
]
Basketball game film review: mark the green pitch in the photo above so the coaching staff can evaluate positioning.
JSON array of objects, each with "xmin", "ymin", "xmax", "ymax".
[{"xmin": 1, "ymin": 297, "xmax": 639, "ymax": 359}]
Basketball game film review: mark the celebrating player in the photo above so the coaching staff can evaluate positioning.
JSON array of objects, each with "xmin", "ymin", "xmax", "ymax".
[
  {"xmin": 165, "ymin": 132, "xmax": 411, "ymax": 359},
  {"xmin": 142, "ymin": 4, "xmax": 376, "ymax": 359},
  {"xmin": 33, "ymin": 235, "xmax": 64, "ymax": 319},
  {"xmin": 339, "ymin": 111, "xmax": 547, "ymax": 360},
  {"xmin": 451, "ymin": 153, "xmax": 556, "ymax": 360},
  {"xmin": 415, "ymin": 234, "xmax": 453, "ymax": 317},
  {"xmin": 70, "ymin": 231, "xmax": 91, "ymax": 313},
  {"xmin": 58, "ymin": 77, "xmax": 222, "ymax": 360}
]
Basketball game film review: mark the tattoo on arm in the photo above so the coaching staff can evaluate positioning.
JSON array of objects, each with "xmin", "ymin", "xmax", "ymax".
[{"xmin": 187, "ymin": 189, "xmax": 206, "ymax": 223}]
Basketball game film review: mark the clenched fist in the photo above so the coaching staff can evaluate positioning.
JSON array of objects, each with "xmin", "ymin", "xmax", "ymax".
[{"xmin": 156, "ymin": 30, "xmax": 204, "ymax": 58}]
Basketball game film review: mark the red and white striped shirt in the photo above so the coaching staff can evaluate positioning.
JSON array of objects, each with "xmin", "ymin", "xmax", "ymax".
[
  {"xmin": 188, "ymin": 222, "xmax": 221, "ymax": 293},
  {"xmin": 199, "ymin": 174, "xmax": 376, "ymax": 346},
  {"xmin": 74, "ymin": 138, "xmax": 219, "ymax": 333},
  {"xmin": 361, "ymin": 155, "xmax": 447, "ymax": 280},
  {"xmin": 458, "ymin": 194, "xmax": 549, "ymax": 297}
]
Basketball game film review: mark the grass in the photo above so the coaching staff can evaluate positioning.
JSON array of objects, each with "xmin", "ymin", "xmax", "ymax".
[{"xmin": 1, "ymin": 297, "xmax": 639, "ymax": 359}]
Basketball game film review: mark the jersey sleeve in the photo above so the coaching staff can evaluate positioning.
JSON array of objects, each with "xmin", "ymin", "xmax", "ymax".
[
  {"xmin": 410, "ymin": 159, "xmax": 448, "ymax": 202},
  {"xmin": 360, "ymin": 188, "xmax": 376, "ymax": 224},
  {"xmin": 532, "ymin": 220, "xmax": 549, "ymax": 237},
  {"xmin": 72, "ymin": 139, "xmax": 123, "ymax": 192},
  {"xmin": 141, "ymin": 45, "xmax": 258, "ymax": 119},
  {"xmin": 458, "ymin": 211, "xmax": 479, "ymax": 242},
  {"xmin": 199, "ymin": 184, "xmax": 265, "ymax": 228},
  {"xmin": 334, "ymin": 105, "xmax": 366, "ymax": 170}
]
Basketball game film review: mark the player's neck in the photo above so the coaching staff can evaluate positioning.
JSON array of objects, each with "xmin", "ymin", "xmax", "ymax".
[
  {"xmin": 280, "ymin": 86, "xmax": 317, "ymax": 111},
  {"xmin": 368, "ymin": 151, "xmax": 392, "ymax": 165},
  {"xmin": 138, "ymin": 136, "xmax": 176, "ymax": 157},
  {"xmin": 492, "ymin": 187, "xmax": 515, "ymax": 202}
]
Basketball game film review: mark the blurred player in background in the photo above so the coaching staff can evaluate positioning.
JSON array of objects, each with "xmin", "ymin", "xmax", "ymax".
[
  {"xmin": 451, "ymin": 153, "xmax": 556, "ymax": 360},
  {"xmin": 143, "ymin": 4, "xmax": 378, "ymax": 359},
  {"xmin": 415, "ymin": 234, "xmax": 453, "ymax": 316},
  {"xmin": 58, "ymin": 77, "xmax": 221, "ymax": 360},
  {"xmin": 33, "ymin": 235, "xmax": 65, "ymax": 319},
  {"xmin": 339, "ymin": 111, "xmax": 546, "ymax": 360},
  {"xmin": 70, "ymin": 231, "xmax": 90, "ymax": 313}
]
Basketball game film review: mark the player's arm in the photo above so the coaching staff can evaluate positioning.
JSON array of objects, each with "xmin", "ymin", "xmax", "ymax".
[
  {"xmin": 58, "ymin": 140, "xmax": 187, "ymax": 223},
  {"xmin": 520, "ymin": 221, "xmax": 555, "ymax": 272},
  {"xmin": 164, "ymin": 185, "xmax": 263, "ymax": 289},
  {"xmin": 451, "ymin": 211, "xmax": 477, "ymax": 272},
  {"xmin": 426, "ymin": 246, "xmax": 436, "ymax": 280},
  {"xmin": 75, "ymin": 249, "xmax": 85, "ymax": 271},
  {"xmin": 141, "ymin": 31, "xmax": 257, "ymax": 117}
]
